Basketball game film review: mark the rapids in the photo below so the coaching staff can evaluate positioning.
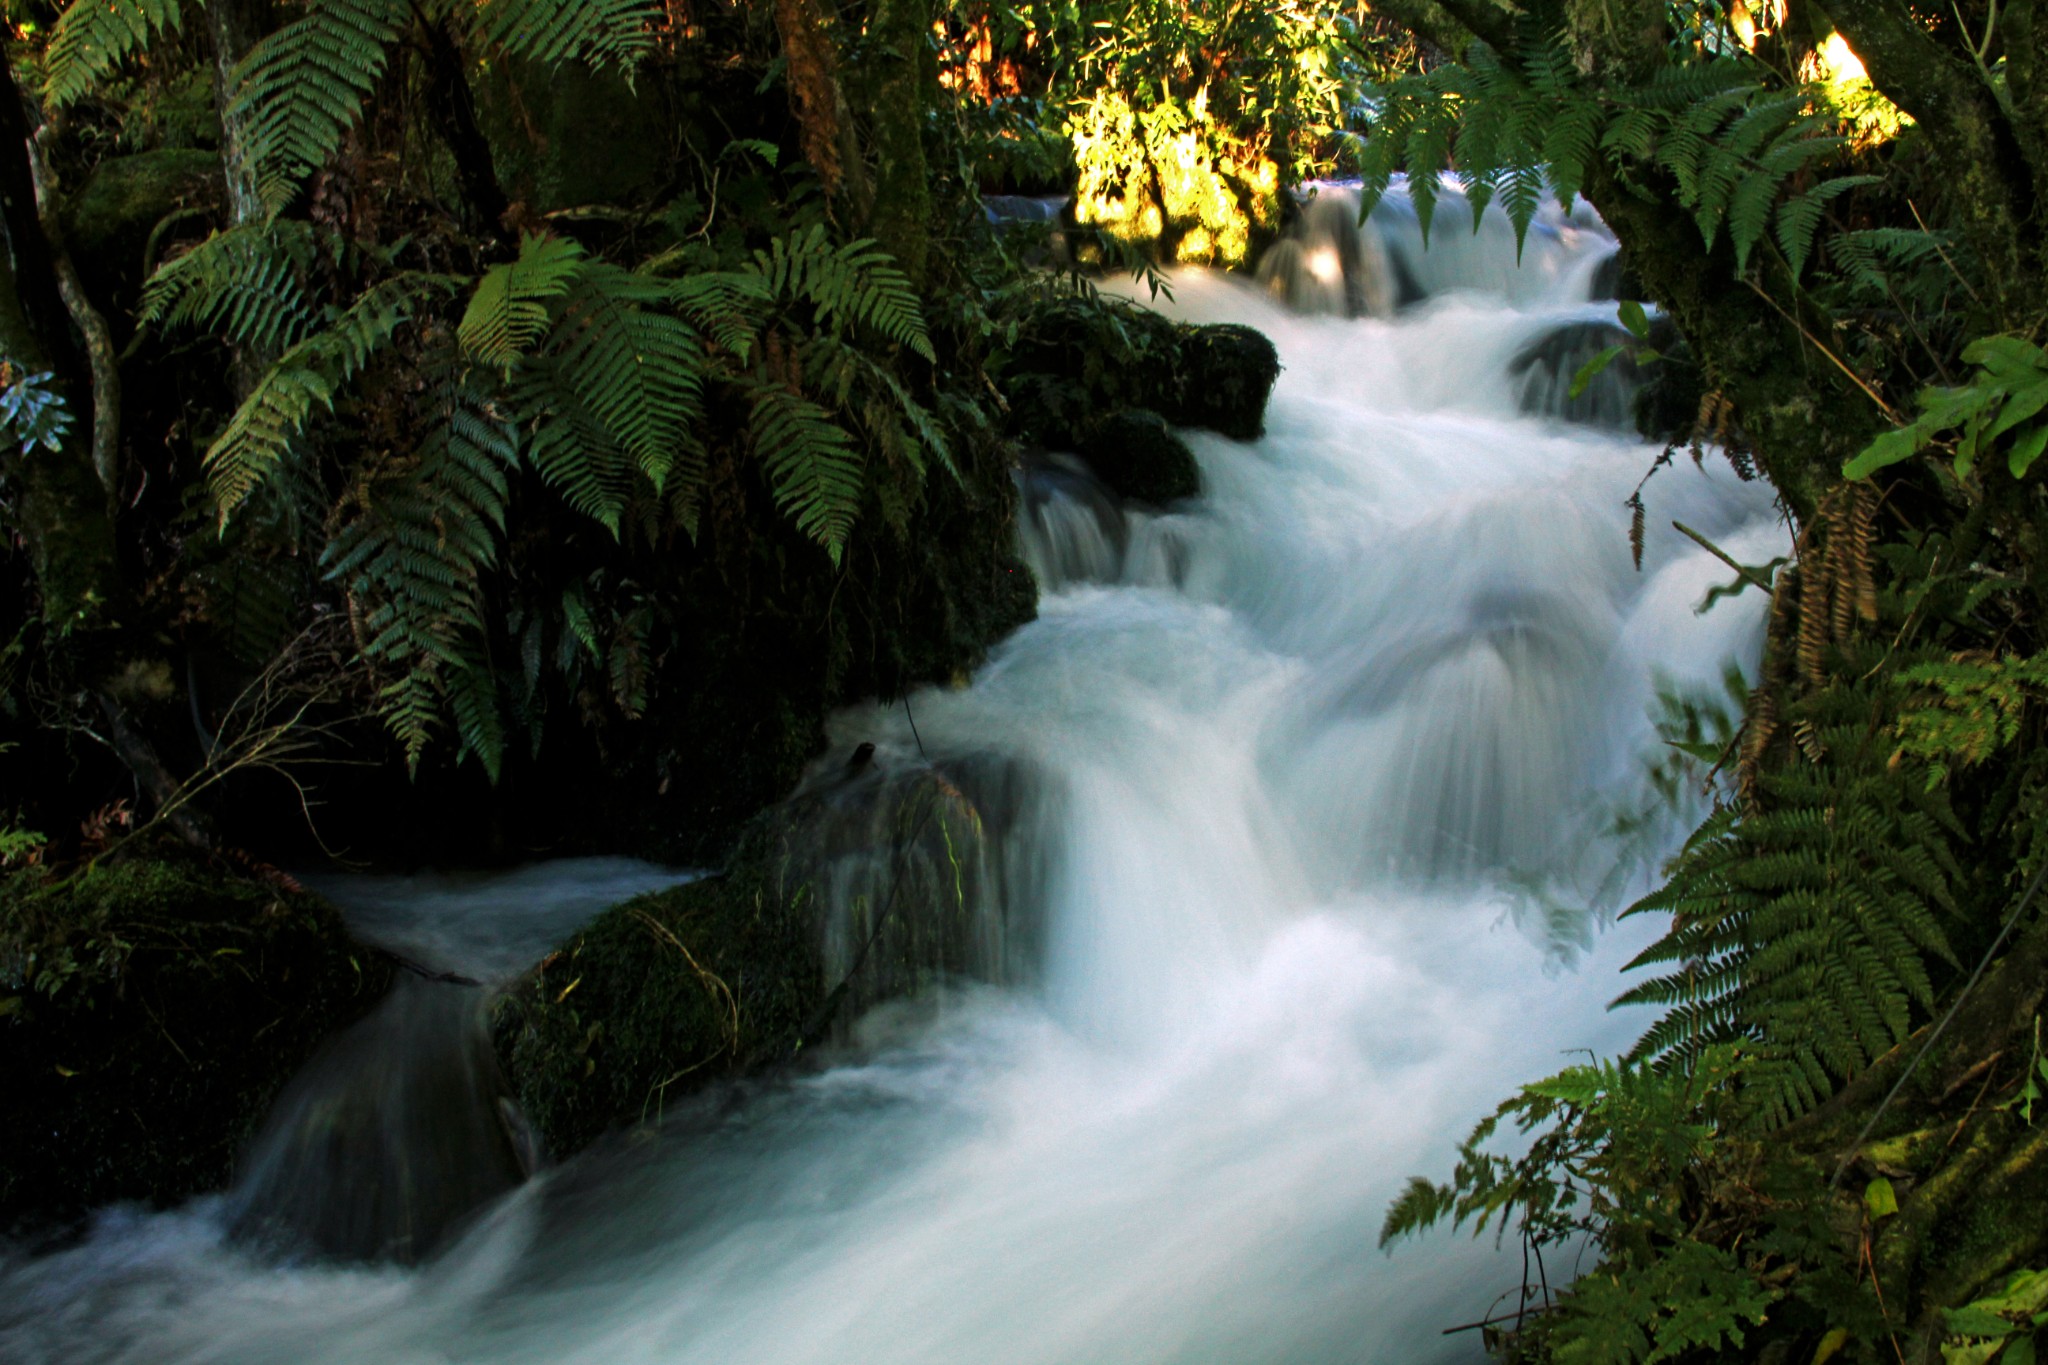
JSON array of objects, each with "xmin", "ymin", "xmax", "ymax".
[{"xmin": 0, "ymin": 185, "xmax": 1785, "ymax": 1364}]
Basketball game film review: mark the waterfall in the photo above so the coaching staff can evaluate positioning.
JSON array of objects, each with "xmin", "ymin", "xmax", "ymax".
[{"xmin": 0, "ymin": 187, "xmax": 1783, "ymax": 1364}]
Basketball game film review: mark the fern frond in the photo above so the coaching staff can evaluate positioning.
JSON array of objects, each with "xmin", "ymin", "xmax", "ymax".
[
  {"xmin": 459, "ymin": 231, "xmax": 588, "ymax": 366},
  {"xmin": 1620, "ymin": 686, "xmax": 1963, "ymax": 1125},
  {"xmin": 323, "ymin": 372, "xmax": 518, "ymax": 778},
  {"xmin": 664, "ymin": 271, "xmax": 770, "ymax": 362},
  {"xmin": 206, "ymin": 273, "xmax": 460, "ymax": 518},
  {"xmin": 44, "ymin": 0, "xmax": 188, "ymax": 107},
  {"xmin": 552, "ymin": 263, "xmax": 707, "ymax": 496},
  {"xmin": 745, "ymin": 379, "xmax": 865, "ymax": 562},
  {"xmin": 141, "ymin": 222, "xmax": 323, "ymax": 352},
  {"xmin": 466, "ymin": 0, "xmax": 661, "ymax": 70},
  {"xmin": 229, "ymin": 0, "xmax": 411, "ymax": 215},
  {"xmin": 751, "ymin": 226, "xmax": 936, "ymax": 362}
]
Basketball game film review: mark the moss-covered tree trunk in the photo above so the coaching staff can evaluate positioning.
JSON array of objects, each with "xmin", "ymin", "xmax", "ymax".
[
  {"xmin": 863, "ymin": 0, "xmax": 933, "ymax": 288},
  {"xmin": 0, "ymin": 51, "xmax": 120, "ymax": 629}
]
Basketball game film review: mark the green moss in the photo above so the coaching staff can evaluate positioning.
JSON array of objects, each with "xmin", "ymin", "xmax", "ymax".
[
  {"xmin": 1000, "ymin": 294, "xmax": 1281, "ymax": 459},
  {"xmin": 494, "ymin": 767, "xmax": 998, "ymax": 1158},
  {"xmin": 1082, "ymin": 408, "xmax": 1200, "ymax": 503},
  {"xmin": 61, "ymin": 149, "xmax": 223, "ymax": 300},
  {"xmin": 0, "ymin": 848, "xmax": 391, "ymax": 1228}
]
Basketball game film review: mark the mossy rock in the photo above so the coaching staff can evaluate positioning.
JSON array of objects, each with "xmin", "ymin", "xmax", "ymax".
[
  {"xmin": 1001, "ymin": 294, "xmax": 1279, "ymax": 455},
  {"xmin": 62, "ymin": 149, "xmax": 223, "ymax": 301},
  {"xmin": 493, "ymin": 763, "xmax": 1002, "ymax": 1159},
  {"xmin": 0, "ymin": 850, "xmax": 391, "ymax": 1231},
  {"xmin": 1175, "ymin": 323, "xmax": 1281, "ymax": 441},
  {"xmin": 477, "ymin": 58, "xmax": 677, "ymax": 214},
  {"xmin": 1081, "ymin": 408, "xmax": 1200, "ymax": 504}
]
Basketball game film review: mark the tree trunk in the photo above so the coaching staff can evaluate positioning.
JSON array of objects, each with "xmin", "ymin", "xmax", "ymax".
[
  {"xmin": 0, "ymin": 52, "xmax": 120, "ymax": 628},
  {"xmin": 864, "ymin": 0, "xmax": 933, "ymax": 289},
  {"xmin": 208, "ymin": 0, "xmax": 272, "ymax": 229}
]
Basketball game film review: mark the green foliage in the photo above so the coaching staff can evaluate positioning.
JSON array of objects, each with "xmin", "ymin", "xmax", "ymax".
[
  {"xmin": 1942, "ymin": 1269, "xmax": 2048, "ymax": 1364},
  {"xmin": 458, "ymin": 233, "xmax": 589, "ymax": 368},
  {"xmin": 749, "ymin": 226, "xmax": 936, "ymax": 363},
  {"xmin": 0, "ymin": 368, "xmax": 74, "ymax": 455},
  {"xmin": 1618, "ymin": 682, "xmax": 1964, "ymax": 1126},
  {"xmin": 467, "ymin": 0, "xmax": 661, "ymax": 70},
  {"xmin": 1845, "ymin": 337, "xmax": 2048, "ymax": 481},
  {"xmin": 229, "ymin": 0, "xmax": 664, "ymax": 216},
  {"xmin": 1382, "ymin": 1047, "xmax": 1781, "ymax": 1363},
  {"xmin": 140, "ymin": 222, "xmax": 323, "ymax": 353},
  {"xmin": 43, "ymin": 0, "xmax": 189, "ymax": 108},
  {"xmin": 1355, "ymin": 38, "xmax": 1866, "ymax": 274},
  {"xmin": 1892, "ymin": 652, "xmax": 2048, "ymax": 787},
  {"xmin": 322, "ymin": 373, "xmax": 517, "ymax": 775},
  {"xmin": 204, "ymin": 273, "xmax": 463, "ymax": 518},
  {"xmin": 175, "ymin": 214, "xmax": 947, "ymax": 770},
  {"xmin": 744, "ymin": 379, "xmax": 864, "ymax": 557},
  {"xmin": 229, "ymin": 0, "xmax": 412, "ymax": 216}
]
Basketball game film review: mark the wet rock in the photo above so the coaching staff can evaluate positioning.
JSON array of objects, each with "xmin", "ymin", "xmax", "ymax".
[
  {"xmin": 1081, "ymin": 408, "xmax": 1200, "ymax": 504},
  {"xmin": 0, "ymin": 851, "xmax": 391, "ymax": 1233},
  {"xmin": 1510, "ymin": 319, "xmax": 1642, "ymax": 428},
  {"xmin": 1176, "ymin": 323, "xmax": 1281, "ymax": 440},
  {"xmin": 1001, "ymin": 295, "xmax": 1281, "ymax": 459},
  {"xmin": 493, "ymin": 763, "xmax": 1006, "ymax": 1159}
]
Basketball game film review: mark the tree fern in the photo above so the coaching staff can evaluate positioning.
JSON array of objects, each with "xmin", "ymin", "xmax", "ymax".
[
  {"xmin": 745, "ymin": 379, "xmax": 865, "ymax": 561},
  {"xmin": 465, "ymin": 0, "xmax": 663, "ymax": 70},
  {"xmin": 1618, "ymin": 685, "xmax": 1965, "ymax": 1127},
  {"xmin": 323, "ymin": 373, "xmax": 518, "ymax": 776},
  {"xmin": 228, "ymin": 0, "xmax": 411, "ymax": 215},
  {"xmin": 140, "ymin": 223, "xmax": 324, "ymax": 353},
  {"xmin": 206, "ymin": 273, "xmax": 461, "ymax": 518},
  {"xmin": 43, "ymin": 0, "xmax": 189, "ymax": 107}
]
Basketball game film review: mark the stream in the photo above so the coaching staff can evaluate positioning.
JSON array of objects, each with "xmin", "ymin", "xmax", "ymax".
[{"xmin": 0, "ymin": 185, "xmax": 1784, "ymax": 1364}]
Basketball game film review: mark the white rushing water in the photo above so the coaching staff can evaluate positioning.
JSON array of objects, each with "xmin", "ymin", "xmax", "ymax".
[{"xmin": 0, "ymin": 186, "xmax": 1785, "ymax": 1364}]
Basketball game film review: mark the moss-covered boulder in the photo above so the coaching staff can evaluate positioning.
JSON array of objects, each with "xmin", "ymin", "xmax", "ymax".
[
  {"xmin": 1081, "ymin": 408, "xmax": 1200, "ymax": 504},
  {"xmin": 1000, "ymin": 294, "xmax": 1281, "ymax": 465},
  {"xmin": 493, "ymin": 762, "xmax": 1003, "ymax": 1159},
  {"xmin": 62, "ymin": 149, "xmax": 223, "ymax": 302},
  {"xmin": 0, "ymin": 850, "xmax": 391, "ymax": 1231},
  {"xmin": 1176, "ymin": 323, "xmax": 1281, "ymax": 441}
]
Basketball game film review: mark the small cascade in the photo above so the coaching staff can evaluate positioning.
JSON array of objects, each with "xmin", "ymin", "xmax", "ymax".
[
  {"xmin": 227, "ymin": 977, "xmax": 530, "ymax": 1263},
  {"xmin": 1016, "ymin": 455, "xmax": 1127, "ymax": 588},
  {"xmin": 224, "ymin": 859, "xmax": 691, "ymax": 1263},
  {"xmin": 1255, "ymin": 188, "xmax": 1397, "ymax": 316},
  {"xmin": 1509, "ymin": 318, "xmax": 1642, "ymax": 427}
]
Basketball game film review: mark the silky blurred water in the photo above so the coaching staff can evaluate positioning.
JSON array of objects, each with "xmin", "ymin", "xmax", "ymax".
[{"xmin": 0, "ymin": 187, "xmax": 1784, "ymax": 1364}]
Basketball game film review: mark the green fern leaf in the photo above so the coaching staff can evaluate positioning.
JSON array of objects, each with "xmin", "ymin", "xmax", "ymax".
[
  {"xmin": 460, "ymin": 232, "xmax": 589, "ymax": 366},
  {"xmin": 206, "ymin": 273, "xmax": 459, "ymax": 518},
  {"xmin": 745, "ymin": 380, "xmax": 865, "ymax": 562},
  {"xmin": 466, "ymin": 0, "xmax": 661, "ymax": 70},
  {"xmin": 141, "ymin": 222, "xmax": 323, "ymax": 351},
  {"xmin": 229, "ymin": 0, "xmax": 411, "ymax": 215},
  {"xmin": 44, "ymin": 0, "xmax": 188, "ymax": 107}
]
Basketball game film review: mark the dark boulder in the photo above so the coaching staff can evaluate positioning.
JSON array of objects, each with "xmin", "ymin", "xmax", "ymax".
[
  {"xmin": 1081, "ymin": 408, "xmax": 1200, "ymax": 504},
  {"xmin": 493, "ymin": 761, "xmax": 1008, "ymax": 1159},
  {"xmin": 0, "ymin": 851, "xmax": 391, "ymax": 1233},
  {"xmin": 62, "ymin": 149, "xmax": 223, "ymax": 303},
  {"xmin": 1001, "ymin": 294, "xmax": 1282, "ymax": 442},
  {"xmin": 1175, "ymin": 323, "xmax": 1281, "ymax": 440}
]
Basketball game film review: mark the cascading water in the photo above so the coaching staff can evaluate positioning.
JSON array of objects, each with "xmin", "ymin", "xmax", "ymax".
[{"xmin": 0, "ymin": 186, "xmax": 1787, "ymax": 1364}]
